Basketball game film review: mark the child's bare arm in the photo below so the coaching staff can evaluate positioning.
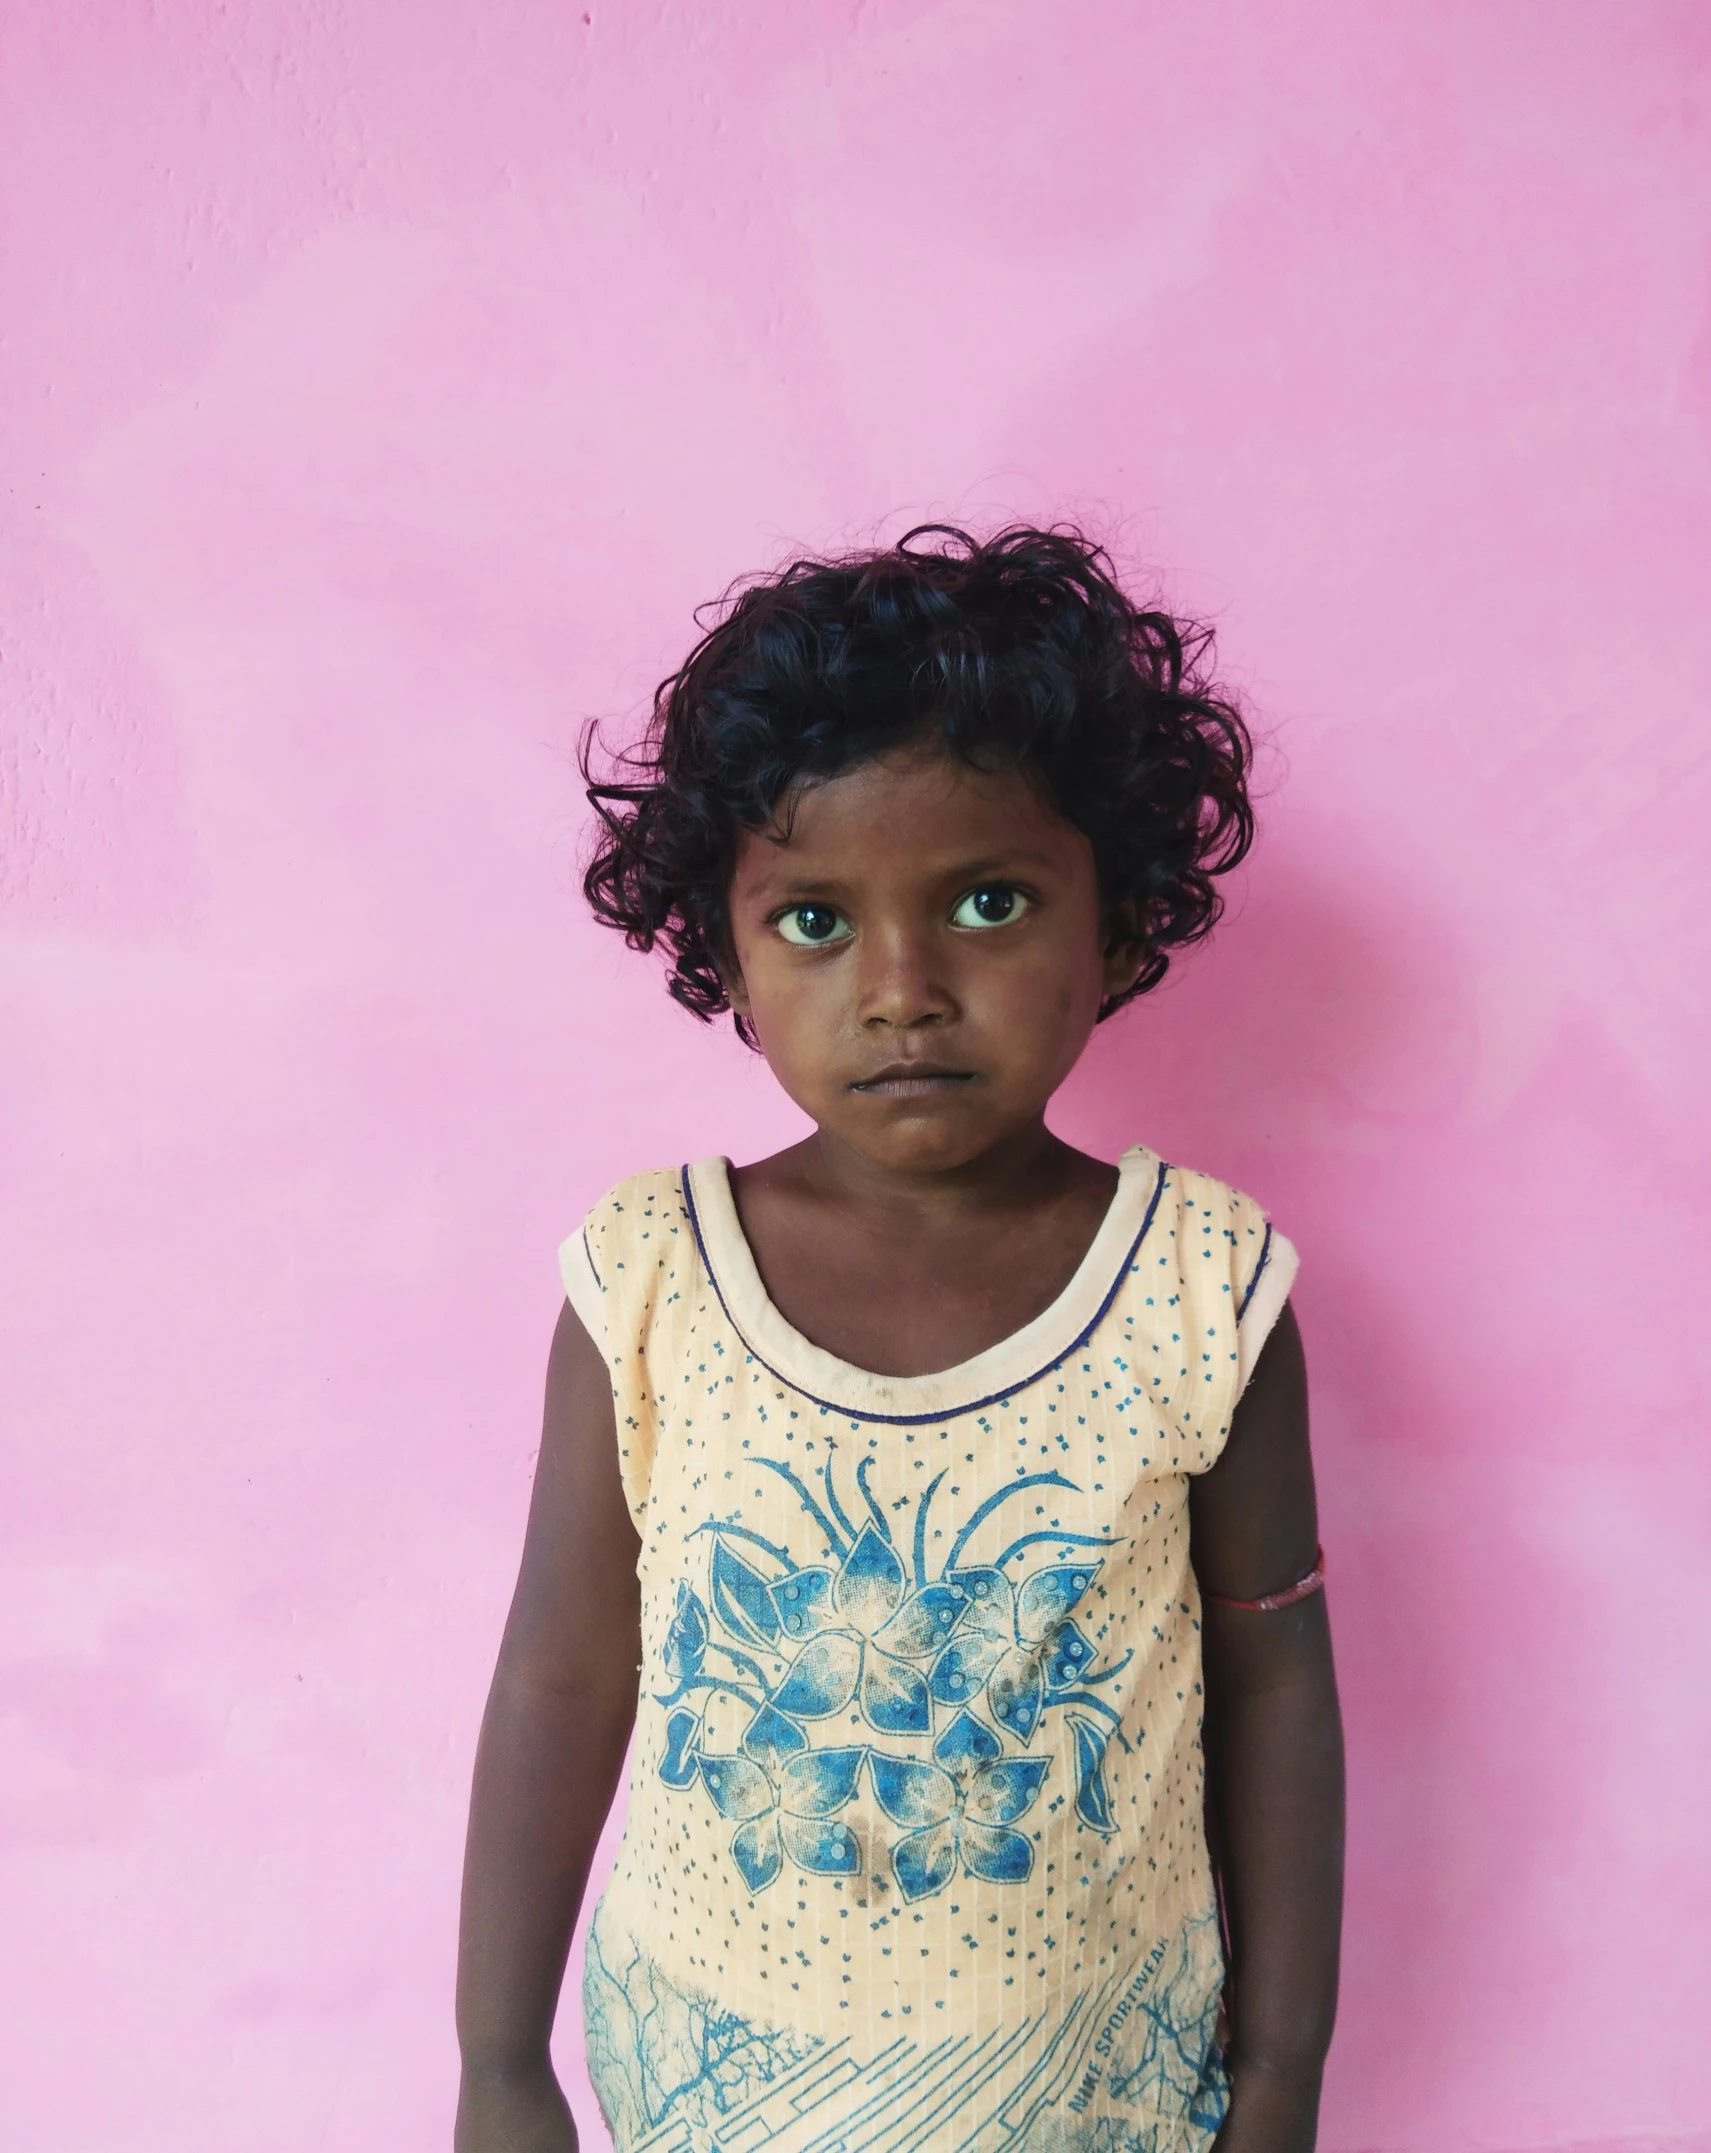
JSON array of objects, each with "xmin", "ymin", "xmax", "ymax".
[
  {"xmin": 1190, "ymin": 1306, "xmax": 1344, "ymax": 2153},
  {"xmin": 455, "ymin": 1302, "xmax": 642, "ymax": 2153}
]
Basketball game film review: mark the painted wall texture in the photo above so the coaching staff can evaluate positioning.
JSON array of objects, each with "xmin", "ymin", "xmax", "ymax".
[{"xmin": 3, "ymin": 5, "xmax": 1709, "ymax": 2149}]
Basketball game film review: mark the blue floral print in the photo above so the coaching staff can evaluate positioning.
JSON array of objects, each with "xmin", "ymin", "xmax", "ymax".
[
  {"xmin": 697, "ymin": 1742, "xmax": 866, "ymax": 1892},
  {"xmin": 655, "ymin": 1447, "xmax": 1130, "ymax": 1897},
  {"xmin": 871, "ymin": 1709, "xmax": 1052, "ymax": 1898},
  {"xmin": 765, "ymin": 1522, "xmax": 965, "ymax": 1735}
]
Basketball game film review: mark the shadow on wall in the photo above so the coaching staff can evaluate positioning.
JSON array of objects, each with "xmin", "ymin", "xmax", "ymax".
[
  {"xmin": 1057, "ymin": 834, "xmax": 1488, "ymax": 1172},
  {"xmin": 1053, "ymin": 845, "xmax": 1585, "ymax": 2122}
]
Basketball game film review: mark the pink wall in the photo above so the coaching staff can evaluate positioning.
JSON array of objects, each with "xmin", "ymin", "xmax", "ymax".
[{"xmin": 3, "ymin": 5, "xmax": 1708, "ymax": 2148}]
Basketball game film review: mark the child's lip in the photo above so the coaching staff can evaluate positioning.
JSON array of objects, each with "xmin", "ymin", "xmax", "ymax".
[{"xmin": 848, "ymin": 1065, "xmax": 977, "ymax": 1094}]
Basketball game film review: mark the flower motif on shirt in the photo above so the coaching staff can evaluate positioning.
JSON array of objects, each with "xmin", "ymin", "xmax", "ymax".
[
  {"xmin": 661, "ymin": 1581, "xmax": 708, "ymax": 1684},
  {"xmin": 870, "ymin": 1709, "xmax": 1051, "ymax": 1900},
  {"xmin": 764, "ymin": 1523, "xmax": 970, "ymax": 1738},
  {"xmin": 692, "ymin": 1742, "xmax": 865, "ymax": 1894},
  {"xmin": 658, "ymin": 1444, "xmax": 1131, "ymax": 1890},
  {"xmin": 929, "ymin": 1559, "xmax": 1107, "ymax": 1744}
]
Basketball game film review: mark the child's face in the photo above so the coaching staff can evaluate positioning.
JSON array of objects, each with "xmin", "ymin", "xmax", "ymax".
[{"xmin": 724, "ymin": 744, "xmax": 1145, "ymax": 1176}]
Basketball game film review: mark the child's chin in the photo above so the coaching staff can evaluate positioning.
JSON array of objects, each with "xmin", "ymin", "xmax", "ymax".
[{"xmin": 832, "ymin": 1101, "xmax": 1009, "ymax": 1171}]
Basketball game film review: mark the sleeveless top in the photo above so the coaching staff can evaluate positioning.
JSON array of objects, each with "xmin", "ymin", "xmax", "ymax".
[{"xmin": 560, "ymin": 1144, "xmax": 1297, "ymax": 2153}]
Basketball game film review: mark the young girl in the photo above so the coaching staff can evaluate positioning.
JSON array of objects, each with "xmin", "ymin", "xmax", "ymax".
[{"xmin": 454, "ymin": 527, "xmax": 1344, "ymax": 2153}]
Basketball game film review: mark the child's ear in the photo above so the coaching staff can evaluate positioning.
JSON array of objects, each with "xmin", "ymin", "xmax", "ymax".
[
  {"xmin": 708, "ymin": 912, "xmax": 752, "ymax": 1016},
  {"xmin": 721, "ymin": 957, "xmax": 752, "ymax": 1018},
  {"xmin": 1100, "ymin": 900, "xmax": 1149, "ymax": 1002}
]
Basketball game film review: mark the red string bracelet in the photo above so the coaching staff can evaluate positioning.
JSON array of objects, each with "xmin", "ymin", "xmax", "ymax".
[{"xmin": 1202, "ymin": 1547, "xmax": 1326, "ymax": 1613}]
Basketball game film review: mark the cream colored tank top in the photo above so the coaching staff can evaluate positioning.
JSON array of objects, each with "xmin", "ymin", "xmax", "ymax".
[{"xmin": 560, "ymin": 1145, "xmax": 1296, "ymax": 2153}]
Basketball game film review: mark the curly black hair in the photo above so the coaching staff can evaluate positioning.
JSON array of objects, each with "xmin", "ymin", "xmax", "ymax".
[{"xmin": 582, "ymin": 524, "xmax": 1253, "ymax": 1043}]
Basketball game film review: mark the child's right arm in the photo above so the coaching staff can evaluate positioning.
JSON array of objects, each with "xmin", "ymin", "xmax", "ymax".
[{"xmin": 454, "ymin": 1301, "xmax": 641, "ymax": 2153}]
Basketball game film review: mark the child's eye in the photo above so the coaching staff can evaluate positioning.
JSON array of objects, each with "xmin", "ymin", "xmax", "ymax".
[
  {"xmin": 950, "ymin": 884, "xmax": 1029, "ymax": 929},
  {"xmin": 775, "ymin": 904, "xmax": 853, "ymax": 947}
]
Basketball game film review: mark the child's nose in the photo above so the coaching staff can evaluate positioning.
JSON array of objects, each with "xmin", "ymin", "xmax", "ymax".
[{"xmin": 856, "ymin": 922, "xmax": 958, "ymax": 1028}]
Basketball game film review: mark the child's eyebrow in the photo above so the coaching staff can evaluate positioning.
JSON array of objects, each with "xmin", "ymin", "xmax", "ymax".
[
  {"xmin": 741, "ymin": 850, "xmax": 1063, "ymax": 903},
  {"xmin": 932, "ymin": 852, "xmax": 1060, "ymax": 882}
]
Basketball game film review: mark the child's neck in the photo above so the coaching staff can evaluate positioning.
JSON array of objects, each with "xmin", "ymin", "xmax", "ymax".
[
  {"xmin": 727, "ymin": 1124, "xmax": 1121, "ymax": 1380},
  {"xmin": 790, "ymin": 1118, "xmax": 1102, "ymax": 1217}
]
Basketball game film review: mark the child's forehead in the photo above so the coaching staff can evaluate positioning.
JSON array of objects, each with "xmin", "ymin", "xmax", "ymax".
[{"xmin": 733, "ymin": 746, "xmax": 1085, "ymax": 888}]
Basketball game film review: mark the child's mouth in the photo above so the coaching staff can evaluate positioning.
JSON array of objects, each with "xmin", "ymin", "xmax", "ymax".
[{"xmin": 848, "ymin": 1066, "xmax": 977, "ymax": 1096}]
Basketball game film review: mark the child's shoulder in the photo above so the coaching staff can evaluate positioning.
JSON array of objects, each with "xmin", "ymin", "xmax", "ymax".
[
  {"xmin": 577, "ymin": 1163, "xmax": 691, "ymax": 1245},
  {"xmin": 1147, "ymin": 1147, "xmax": 1299, "ymax": 1391},
  {"xmin": 1154, "ymin": 1147, "xmax": 1283, "ymax": 1259},
  {"xmin": 558, "ymin": 1163, "xmax": 697, "ymax": 1347}
]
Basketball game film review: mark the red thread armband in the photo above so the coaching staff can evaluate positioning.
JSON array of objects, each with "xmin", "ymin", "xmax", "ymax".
[{"xmin": 1202, "ymin": 1547, "xmax": 1326, "ymax": 1612}]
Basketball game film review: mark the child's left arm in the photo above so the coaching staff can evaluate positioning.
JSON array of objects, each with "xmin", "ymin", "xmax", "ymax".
[{"xmin": 1190, "ymin": 1305, "xmax": 1344, "ymax": 2153}]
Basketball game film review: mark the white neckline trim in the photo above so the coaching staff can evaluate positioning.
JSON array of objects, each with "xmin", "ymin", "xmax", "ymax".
[{"xmin": 681, "ymin": 1146, "xmax": 1168, "ymax": 1425}]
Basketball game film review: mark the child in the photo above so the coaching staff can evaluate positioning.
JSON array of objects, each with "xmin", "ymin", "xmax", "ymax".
[{"xmin": 454, "ymin": 527, "xmax": 1344, "ymax": 2153}]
